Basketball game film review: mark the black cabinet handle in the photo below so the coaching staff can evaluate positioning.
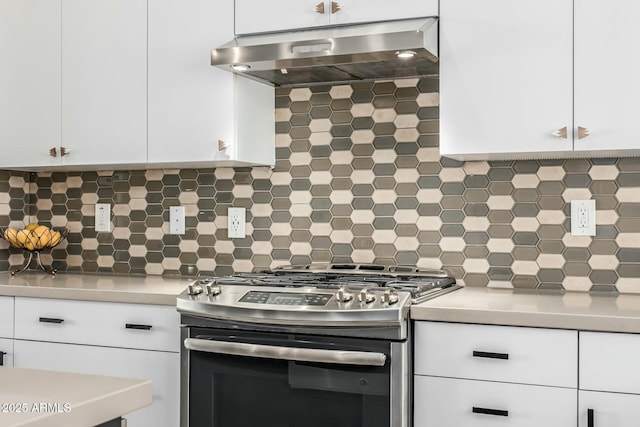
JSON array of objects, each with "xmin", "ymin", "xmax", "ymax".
[
  {"xmin": 39, "ymin": 317, "xmax": 64, "ymax": 324},
  {"xmin": 588, "ymin": 409, "xmax": 594, "ymax": 427},
  {"xmin": 473, "ymin": 350, "xmax": 509, "ymax": 360},
  {"xmin": 473, "ymin": 407, "xmax": 509, "ymax": 417},
  {"xmin": 0, "ymin": 351, "xmax": 6, "ymax": 366},
  {"xmin": 125, "ymin": 323, "xmax": 153, "ymax": 331}
]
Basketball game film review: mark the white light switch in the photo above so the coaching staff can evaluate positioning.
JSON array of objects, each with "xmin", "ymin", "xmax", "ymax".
[
  {"xmin": 571, "ymin": 199, "xmax": 596, "ymax": 236},
  {"xmin": 95, "ymin": 203, "xmax": 111, "ymax": 232},
  {"xmin": 228, "ymin": 207, "xmax": 246, "ymax": 239},
  {"xmin": 170, "ymin": 206, "xmax": 185, "ymax": 235}
]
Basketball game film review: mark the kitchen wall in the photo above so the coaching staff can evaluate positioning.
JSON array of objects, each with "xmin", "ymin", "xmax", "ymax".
[{"xmin": 0, "ymin": 77, "xmax": 639, "ymax": 292}]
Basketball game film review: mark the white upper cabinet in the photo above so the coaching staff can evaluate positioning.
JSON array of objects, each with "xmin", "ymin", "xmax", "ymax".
[
  {"xmin": 148, "ymin": 0, "xmax": 274, "ymax": 167},
  {"xmin": 0, "ymin": 0, "xmax": 61, "ymax": 168},
  {"xmin": 440, "ymin": 0, "xmax": 574, "ymax": 160},
  {"xmin": 0, "ymin": 0, "xmax": 272, "ymax": 170},
  {"xmin": 330, "ymin": 0, "xmax": 437, "ymax": 26},
  {"xmin": 235, "ymin": 0, "xmax": 437, "ymax": 35},
  {"xmin": 61, "ymin": 0, "xmax": 147, "ymax": 168},
  {"xmin": 235, "ymin": 0, "xmax": 330, "ymax": 34},
  {"xmin": 441, "ymin": 0, "xmax": 640, "ymax": 160},
  {"xmin": 573, "ymin": 0, "xmax": 640, "ymax": 155}
]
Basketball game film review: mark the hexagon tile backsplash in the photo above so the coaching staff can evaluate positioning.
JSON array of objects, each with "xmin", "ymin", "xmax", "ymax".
[{"xmin": 1, "ymin": 77, "xmax": 640, "ymax": 292}]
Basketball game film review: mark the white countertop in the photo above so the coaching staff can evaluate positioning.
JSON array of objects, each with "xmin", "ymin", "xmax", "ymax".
[
  {"xmin": 411, "ymin": 287, "xmax": 640, "ymax": 333},
  {"xmin": 0, "ymin": 368, "xmax": 151, "ymax": 427},
  {"xmin": 0, "ymin": 272, "xmax": 190, "ymax": 305}
]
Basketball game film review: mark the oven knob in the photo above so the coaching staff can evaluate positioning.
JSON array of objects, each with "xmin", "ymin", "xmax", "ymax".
[
  {"xmin": 205, "ymin": 283, "xmax": 222, "ymax": 297},
  {"xmin": 381, "ymin": 288, "xmax": 399, "ymax": 305},
  {"xmin": 336, "ymin": 286, "xmax": 354, "ymax": 303},
  {"xmin": 187, "ymin": 283, "xmax": 203, "ymax": 296},
  {"xmin": 358, "ymin": 288, "xmax": 376, "ymax": 304}
]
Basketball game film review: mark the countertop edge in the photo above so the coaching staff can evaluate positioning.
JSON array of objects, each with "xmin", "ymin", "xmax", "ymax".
[
  {"xmin": 410, "ymin": 306, "xmax": 640, "ymax": 333},
  {"xmin": 0, "ymin": 368, "xmax": 153, "ymax": 427},
  {"xmin": 29, "ymin": 380, "xmax": 153, "ymax": 427},
  {"xmin": 0, "ymin": 285, "xmax": 178, "ymax": 305}
]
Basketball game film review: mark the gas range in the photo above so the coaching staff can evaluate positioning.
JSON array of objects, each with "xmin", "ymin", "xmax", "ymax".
[{"xmin": 176, "ymin": 263, "xmax": 458, "ymax": 338}]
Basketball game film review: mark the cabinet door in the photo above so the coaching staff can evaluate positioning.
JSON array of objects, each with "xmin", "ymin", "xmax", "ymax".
[
  {"xmin": 235, "ymin": 0, "xmax": 330, "ymax": 34},
  {"xmin": 331, "ymin": 0, "xmax": 437, "ymax": 26},
  {"xmin": 0, "ymin": 339, "xmax": 13, "ymax": 367},
  {"xmin": 61, "ymin": 0, "xmax": 147, "ymax": 167},
  {"xmin": 148, "ymin": 0, "xmax": 235, "ymax": 164},
  {"xmin": 0, "ymin": 0, "xmax": 61, "ymax": 168},
  {"xmin": 0, "ymin": 296, "xmax": 13, "ymax": 338},
  {"xmin": 414, "ymin": 376, "xmax": 576, "ymax": 427},
  {"xmin": 440, "ymin": 0, "xmax": 574, "ymax": 160},
  {"xmin": 14, "ymin": 340, "xmax": 179, "ymax": 427},
  {"xmin": 579, "ymin": 390, "xmax": 640, "ymax": 427},
  {"xmin": 574, "ymin": 0, "xmax": 640, "ymax": 155}
]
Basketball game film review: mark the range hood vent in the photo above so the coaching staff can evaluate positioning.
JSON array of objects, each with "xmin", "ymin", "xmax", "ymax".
[{"xmin": 211, "ymin": 18, "xmax": 438, "ymax": 87}]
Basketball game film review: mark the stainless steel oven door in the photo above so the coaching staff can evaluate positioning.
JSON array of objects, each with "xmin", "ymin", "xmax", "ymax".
[{"xmin": 180, "ymin": 326, "xmax": 410, "ymax": 427}]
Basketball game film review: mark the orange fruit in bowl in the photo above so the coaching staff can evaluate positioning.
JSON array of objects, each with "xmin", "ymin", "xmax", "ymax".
[{"xmin": 24, "ymin": 223, "xmax": 40, "ymax": 231}]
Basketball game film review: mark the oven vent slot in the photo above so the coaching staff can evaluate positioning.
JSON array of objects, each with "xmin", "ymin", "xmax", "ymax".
[{"xmin": 329, "ymin": 264, "xmax": 358, "ymax": 270}]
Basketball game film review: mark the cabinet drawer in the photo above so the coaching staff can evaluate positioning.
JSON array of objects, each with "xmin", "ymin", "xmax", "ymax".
[
  {"xmin": 0, "ymin": 338, "xmax": 13, "ymax": 367},
  {"xmin": 580, "ymin": 331, "xmax": 640, "ymax": 394},
  {"xmin": 15, "ymin": 297, "xmax": 179, "ymax": 352},
  {"xmin": 414, "ymin": 376, "xmax": 576, "ymax": 427},
  {"xmin": 14, "ymin": 339, "xmax": 179, "ymax": 427},
  {"xmin": 0, "ymin": 296, "xmax": 13, "ymax": 338},
  {"xmin": 414, "ymin": 322, "xmax": 577, "ymax": 387}
]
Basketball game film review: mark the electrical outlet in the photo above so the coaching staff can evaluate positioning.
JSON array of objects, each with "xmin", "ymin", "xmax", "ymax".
[
  {"xmin": 170, "ymin": 206, "xmax": 185, "ymax": 235},
  {"xmin": 95, "ymin": 203, "xmax": 111, "ymax": 232},
  {"xmin": 228, "ymin": 207, "xmax": 246, "ymax": 239},
  {"xmin": 571, "ymin": 199, "xmax": 596, "ymax": 236}
]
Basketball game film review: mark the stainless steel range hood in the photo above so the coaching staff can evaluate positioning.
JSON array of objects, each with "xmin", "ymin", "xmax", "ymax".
[{"xmin": 211, "ymin": 18, "xmax": 438, "ymax": 87}]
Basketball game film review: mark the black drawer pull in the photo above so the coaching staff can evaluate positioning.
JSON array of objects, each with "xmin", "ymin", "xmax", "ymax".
[
  {"xmin": 126, "ymin": 323, "xmax": 153, "ymax": 331},
  {"xmin": 588, "ymin": 408, "xmax": 594, "ymax": 427},
  {"xmin": 39, "ymin": 317, "xmax": 64, "ymax": 324},
  {"xmin": 0, "ymin": 351, "xmax": 6, "ymax": 366},
  {"xmin": 473, "ymin": 407, "xmax": 509, "ymax": 417},
  {"xmin": 473, "ymin": 350, "xmax": 509, "ymax": 360}
]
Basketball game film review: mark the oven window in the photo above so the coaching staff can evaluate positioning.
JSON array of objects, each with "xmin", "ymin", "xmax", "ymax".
[{"xmin": 188, "ymin": 330, "xmax": 391, "ymax": 427}]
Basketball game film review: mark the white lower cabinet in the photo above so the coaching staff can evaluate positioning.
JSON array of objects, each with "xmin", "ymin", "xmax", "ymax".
[
  {"xmin": 414, "ymin": 322, "xmax": 577, "ymax": 387},
  {"xmin": 579, "ymin": 390, "xmax": 640, "ymax": 427},
  {"xmin": 414, "ymin": 321, "xmax": 578, "ymax": 426},
  {"xmin": 14, "ymin": 340, "xmax": 178, "ymax": 426},
  {"xmin": 415, "ymin": 376, "xmax": 576, "ymax": 427},
  {"xmin": 579, "ymin": 331, "xmax": 640, "ymax": 426},
  {"xmin": 12, "ymin": 297, "xmax": 179, "ymax": 427},
  {"xmin": 580, "ymin": 331, "xmax": 640, "ymax": 395},
  {"xmin": 0, "ymin": 338, "xmax": 13, "ymax": 367},
  {"xmin": 0, "ymin": 296, "xmax": 14, "ymax": 338},
  {"xmin": 0, "ymin": 296, "xmax": 14, "ymax": 367}
]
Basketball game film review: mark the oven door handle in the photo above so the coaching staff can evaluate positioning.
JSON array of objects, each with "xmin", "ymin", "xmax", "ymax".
[{"xmin": 184, "ymin": 338, "xmax": 387, "ymax": 367}]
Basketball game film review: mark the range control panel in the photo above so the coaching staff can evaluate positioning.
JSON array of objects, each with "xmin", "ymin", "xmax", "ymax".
[{"xmin": 239, "ymin": 291, "xmax": 332, "ymax": 306}]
